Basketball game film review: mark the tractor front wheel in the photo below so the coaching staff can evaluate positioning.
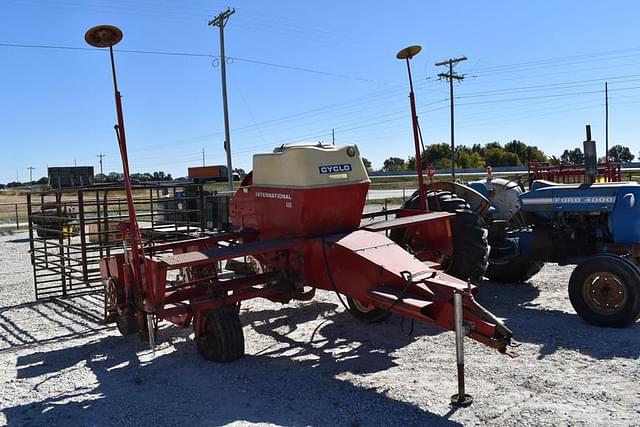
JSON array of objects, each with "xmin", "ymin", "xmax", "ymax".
[
  {"xmin": 346, "ymin": 297, "xmax": 391, "ymax": 323},
  {"xmin": 196, "ymin": 306, "xmax": 245, "ymax": 362},
  {"xmin": 568, "ymin": 255, "xmax": 640, "ymax": 327}
]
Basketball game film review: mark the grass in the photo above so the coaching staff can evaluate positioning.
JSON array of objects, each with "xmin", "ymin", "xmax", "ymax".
[{"xmin": 365, "ymin": 197, "xmax": 406, "ymax": 206}]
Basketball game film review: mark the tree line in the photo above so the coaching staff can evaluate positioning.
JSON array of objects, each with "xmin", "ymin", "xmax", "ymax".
[
  {"xmin": 95, "ymin": 171, "xmax": 173, "ymax": 183},
  {"xmin": 365, "ymin": 140, "xmax": 637, "ymax": 173},
  {"xmin": 1, "ymin": 171, "xmax": 174, "ymax": 188},
  {"xmin": 1, "ymin": 168, "xmax": 250, "ymax": 188}
]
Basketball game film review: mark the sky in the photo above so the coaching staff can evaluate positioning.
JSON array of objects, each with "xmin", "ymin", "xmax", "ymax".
[{"xmin": 1, "ymin": 0, "xmax": 639, "ymax": 183}]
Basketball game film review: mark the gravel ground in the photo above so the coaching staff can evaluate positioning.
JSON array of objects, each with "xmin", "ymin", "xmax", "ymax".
[{"xmin": 0, "ymin": 230, "xmax": 639, "ymax": 426}]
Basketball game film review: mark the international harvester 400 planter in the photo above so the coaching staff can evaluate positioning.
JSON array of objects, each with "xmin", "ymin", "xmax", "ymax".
[{"xmin": 86, "ymin": 27, "xmax": 513, "ymax": 405}]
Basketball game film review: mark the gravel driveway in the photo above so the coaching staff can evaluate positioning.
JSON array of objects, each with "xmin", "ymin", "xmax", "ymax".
[{"xmin": 0, "ymin": 231, "xmax": 638, "ymax": 426}]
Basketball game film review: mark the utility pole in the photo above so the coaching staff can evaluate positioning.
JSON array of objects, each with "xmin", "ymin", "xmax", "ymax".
[
  {"xmin": 209, "ymin": 8, "xmax": 236, "ymax": 190},
  {"xmin": 436, "ymin": 56, "xmax": 467, "ymax": 180},
  {"xmin": 202, "ymin": 148, "xmax": 206, "ymax": 166},
  {"xmin": 332, "ymin": 128, "xmax": 335, "ymax": 145},
  {"xmin": 97, "ymin": 153, "xmax": 106, "ymax": 175},
  {"xmin": 605, "ymin": 81, "xmax": 609, "ymax": 162},
  {"xmin": 27, "ymin": 166, "xmax": 35, "ymax": 184}
]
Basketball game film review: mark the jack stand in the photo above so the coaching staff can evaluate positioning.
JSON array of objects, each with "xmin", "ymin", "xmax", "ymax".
[
  {"xmin": 451, "ymin": 291, "xmax": 473, "ymax": 407},
  {"xmin": 147, "ymin": 312, "xmax": 156, "ymax": 355}
]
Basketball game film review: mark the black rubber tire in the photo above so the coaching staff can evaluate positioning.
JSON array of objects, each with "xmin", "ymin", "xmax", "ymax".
[
  {"xmin": 486, "ymin": 236, "xmax": 544, "ymax": 282},
  {"xmin": 486, "ymin": 258, "xmax": 544, "ymax": 283},
  {"xmin": 346, "ymin": 297, "xmax": 391, "ymax": 323},
  {"xmin": 391, "ymin": 190, "xmax": 489, "ymax": 282},
  {"xmin": 115, "ymin": 312, "xmax": 137, "ymax": 336},
  {"xmin": 197, "ymin": 305, "xmax": 245, "ymax": 362},
  {"xmin": 568, "ymin": 254, "xmax": 640, "ymax": 327}
]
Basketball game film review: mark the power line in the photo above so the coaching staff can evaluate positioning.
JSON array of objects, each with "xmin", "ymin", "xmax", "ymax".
[
  {"xmin": 457, "ymin": 85, "xmax": 640, "ymax": 106},
  {"xmin": 9, "ymin": 0, "xmax": 351, "ymax": 44},
  {"xmin": 130, "ymin": 83, "xmax": 640, "ymax": 166},
  {"xmin": 126, "ymin": 83, "xmax": 640, "ymax": 167},
  {"xmin": 0, "ymin": 42, "xmax": 215, "ymax": 58},
  {"xmin": 133, "ymin": 75, "xmax": 638, "ymax": 157},
  {"xmin": 0, "ymin": 42, "xmax": 387, "ymax": 83},
  {"xmin": 472, "ymin": 46, "xmax": 640, "ymax": 75},
  {"xmin": 127, "ymin": 80, "xmax": 433, "ymax": 154},
  {"xmin": 231, "ymin": 56, "xmax": 389, "ymax": 84},
  {"xmin": 456, "ymin": 75, "xmax": 640, "ymax": 99}
]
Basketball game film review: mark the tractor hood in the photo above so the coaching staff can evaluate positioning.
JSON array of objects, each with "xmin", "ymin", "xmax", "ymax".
[
  {"xmin": 521, "ymin": 180, "xmax": 640, "ymax": 213},
  {"xmin": 521, "ymin": 180, "xmax": 640, "ymax": 243}
]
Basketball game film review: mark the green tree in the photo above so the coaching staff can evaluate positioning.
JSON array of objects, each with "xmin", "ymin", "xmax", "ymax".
[
  {"xmin": 382, "ymin": 157, "xmax": 406, "ymax": 172},
  {"xmin": 425, "ymin": 143, "xmax": 451, "ymax": 165},
  {"xmin": 406, "ymin": 153, "xmax": 422, "ymax": 170},
  {"xmin": 471, "ymin": 143, "xmax": 483, "ymax": 154},
  {"xmin": 484, "ymin": 148, "xmax": 521, "ymax": 167},
  {"xmin": 608, "ymin": 145, "xmax": 635, "ymax": 162},
  {"xmin": 437, "ymin": 157, "xmax": 453, "ymax": 169},
  {"xmin": 549, "ymin": 155, "xmax": 561, "ymax": 165},
  {"xmin": 560, "ymin": 148, "xmax": 584, "ymax": 164},
  {"xmin": 405, "ymin": 143, "xmax": 454, "ymax": 169},
  {"xmin": 151, "ymin": 171, "xmax": 173, "ymax": 181},
  {"xmin": 456, "ymin": 150, "xmax": 484, "ymax": 168},
  {"xmin": 504, "ymin": 140, "xmax": 547, "ymax": 164},
  {"xmin": 361, "ymin": 157, "xmax": 372, "ymax": 171},
  {"xmin": 106, "ymin": 172, "xmax": 123, "ymax": 182}
]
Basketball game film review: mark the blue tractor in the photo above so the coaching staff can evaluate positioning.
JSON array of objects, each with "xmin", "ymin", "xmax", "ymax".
[{"xmin": 469, "ymin": 126, "xmax": 640, "ymax": 327}]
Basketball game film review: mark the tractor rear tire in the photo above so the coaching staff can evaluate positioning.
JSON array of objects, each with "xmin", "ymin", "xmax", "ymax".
[
  {"xmin": 568, "ymin": 255, "xmax": 640, "ymax": 327},
  {"xmin": 391, "ymin": 190, "xmax": 489, "ymax": 283},
  {"xmin": 197, "ymin": 305, "xmax": 245, "ymax": 362},
  {"xmin": 346, "ymin": 297, "xmax": 391, "ymax": 323}
]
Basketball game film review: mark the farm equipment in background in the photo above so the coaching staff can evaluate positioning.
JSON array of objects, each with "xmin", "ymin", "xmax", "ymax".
[
  {"xmin": 467, "ymin": 126, "xmax": 640, "ymax": 327},
  {"xmin": 188, "ymin": 165, "xmax": 240, "ymax": 184},
  {"xmin": 85, "ymin": 30, "xmax": 513, "ymax": 406},
  {"xmin": 527, "ymin": 160, "xmax": 621, "ymax": 185},
  {"xmin": 31, "ymin": 201, "xmax": 77, "ymax": 239}
]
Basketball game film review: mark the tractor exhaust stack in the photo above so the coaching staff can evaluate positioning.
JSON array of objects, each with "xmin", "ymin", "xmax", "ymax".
[{"xmin": 583, "ymin": 124, "xmax": 597, "ymax": 185}]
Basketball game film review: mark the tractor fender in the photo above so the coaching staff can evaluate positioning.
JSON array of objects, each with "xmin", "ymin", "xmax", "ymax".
[
  {"xmin": 468, "ymin": 177, "xmax": 523, "ymax": 222},
  {"xmin": 425, "ymin": 181, "xmax": 490, "ymax": 218}
]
